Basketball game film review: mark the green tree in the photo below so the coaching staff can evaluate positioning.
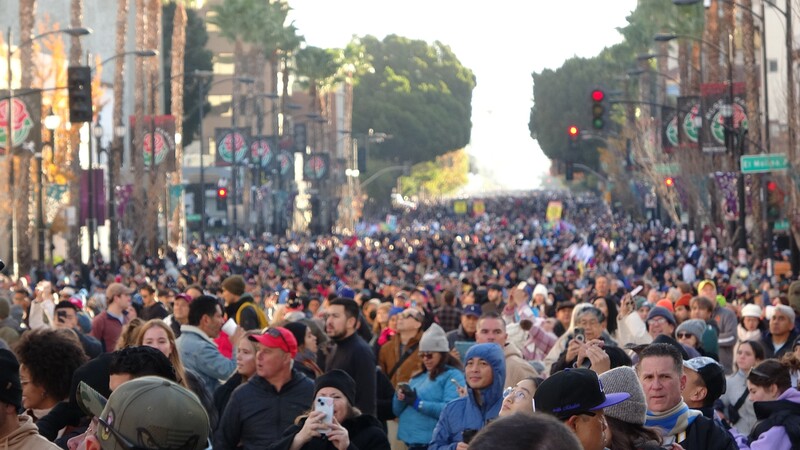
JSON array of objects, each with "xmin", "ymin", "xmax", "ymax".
[
  {"xmin": 162, "ymin": 2, "xmax": 213, "ymax": 147},
  {"xmin": 352, "ymin": 35, "xmax": 475, "ymax": 164}
]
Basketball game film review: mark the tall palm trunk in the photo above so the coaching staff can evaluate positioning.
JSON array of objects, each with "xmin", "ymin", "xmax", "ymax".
[
  {"xmin": 110, "ymin": 0, "xmax": 129, "ymax": 268},
  {"xmin": 741, "ymin": 0, "xmax": 763, "ymax": 256},
  {"xmin": 67, "ymin": 0, "xmax": 84, "ymax": 265},
  {"xmin": 16, "ymin": 0, "xmax": 37, "ymax": 272},
  {"xmin": 132, "ymin": 0, "xmax": 147, "ymax": 261},
  {"xmin": 145, "ymin": 0, "xmax": 161, "ymax": 257},
  {"xmin": 170, "ymin": 3, "xmax": 186, "ymax": 248},
  {"xmin": 704, "ymin": 0, "xmax": 721, "ymax": 83}
]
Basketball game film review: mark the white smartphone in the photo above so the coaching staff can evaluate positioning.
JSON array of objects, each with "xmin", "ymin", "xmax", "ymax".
[
  {"xmin": 630, "ymin": 285, "xmax": 643, "ymax": 297},
  {"xmin": 314, "ymin": 397, "xmax": 334, "ymax": 435}
]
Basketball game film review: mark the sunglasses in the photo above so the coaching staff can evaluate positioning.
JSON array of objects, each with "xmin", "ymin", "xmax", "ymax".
[
  {"xmin": 401, "ymin": 311, "xmax": 422, "ymax": 321},
  {"xmin": 676, "ymin": 332, "xmax": 693, "ymax": 339},
  {"xmin": 261, "ymin": 327, "xmax": 290, "ymax": 350},
  {"xmin": 419, "ymin": 352, "xmax": 436, "ymax": 359}
]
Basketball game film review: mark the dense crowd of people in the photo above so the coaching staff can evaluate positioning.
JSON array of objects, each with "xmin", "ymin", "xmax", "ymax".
[{"xmin": 0, "ymin": 191, "xmax": 799, "ymax": 449}]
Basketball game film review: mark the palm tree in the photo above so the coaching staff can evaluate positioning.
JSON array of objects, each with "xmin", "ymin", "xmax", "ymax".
[
  {"xmin": 131, "ymin": 0, "xmax": 147, "ymax": 260},
  {"xmin": 110, "ymin": 0, "xmax": 129, "ymax": 267},
  {"xmin": 16, "ymin": 0, "xmax": 37, "ymax": 272},
  {"xmin": 169, "ymin": 2, "xmax": 187, "ymax": 248},
  {"xmin": 703, "ymin": 0, "xmax": 721, "ymax": 83}
]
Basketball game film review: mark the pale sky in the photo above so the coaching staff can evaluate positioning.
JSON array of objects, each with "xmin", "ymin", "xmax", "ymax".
[{"xmin": 288, "ymin": 0, "xmax": 638, "ymax": 191}]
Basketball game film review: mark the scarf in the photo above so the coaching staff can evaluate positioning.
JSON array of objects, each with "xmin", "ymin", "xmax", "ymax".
[{"xmin": 644, "ymin": 401, "xmax": 701, "ymax": 444}]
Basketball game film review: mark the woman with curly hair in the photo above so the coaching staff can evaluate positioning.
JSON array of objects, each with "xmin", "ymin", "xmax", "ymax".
[{"xmin": 14, "ymin": 328, "xmax": 87, "ymax": 424}]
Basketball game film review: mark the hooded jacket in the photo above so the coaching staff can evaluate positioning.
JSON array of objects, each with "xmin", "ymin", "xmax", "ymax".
[
  {"xmin": 0, "ymin": 415, "xmax": 60, "ymax": 450},
  {"xmin": 392, "ymin": 365, "xmax": 464, "ymax": 446},
  {"xmin": 429, "ymin": 343, "xmax": 506, "ymax": 450}
]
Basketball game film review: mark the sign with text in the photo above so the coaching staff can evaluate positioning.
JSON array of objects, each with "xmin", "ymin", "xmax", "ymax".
[{"xmin": 740, "ymin": 153, "xmax": 789, "ymax": 173}]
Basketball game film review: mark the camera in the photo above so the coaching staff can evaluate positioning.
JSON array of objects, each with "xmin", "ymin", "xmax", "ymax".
[{"xmin": 462, "ymin": 429, "xmax": 478, "ymax": 444}]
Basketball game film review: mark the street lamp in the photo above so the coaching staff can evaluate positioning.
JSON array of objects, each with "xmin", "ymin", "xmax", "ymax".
[
  {"xmin": 5, "ymin": 26, "xmax": 91, "ymax": 279},
  {"xmin": 36, "ymin": 110, "xmax": 59, "ymax": 267},
  {"xmin": 229, "ymin": 76, "xmax": 255, "ymax": 237},
  {"xmin": 95, "ymin": 49, "xmax": 158, "ymax": 71}
]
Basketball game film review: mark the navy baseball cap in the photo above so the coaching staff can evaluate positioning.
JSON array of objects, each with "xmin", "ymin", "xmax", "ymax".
[{"xmin": 462, "ymin": 304, "xmax": 482, "ymax": 317}]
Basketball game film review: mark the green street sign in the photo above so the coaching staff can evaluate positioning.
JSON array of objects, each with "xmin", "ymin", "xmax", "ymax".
[
  {"xmin": 186, "ymin": 214, "xmax": 202, "ymax": 222},
  {"xmin": 774, "ymin": 219, "xmax": 789, "ymax": 231},
  {"xmin": 654, "ymin": 163, "xmax": 680, "ymax": 175},
  {"xmin": 741, "ymin": 153, "xmax": 789, "ymax": 173}
]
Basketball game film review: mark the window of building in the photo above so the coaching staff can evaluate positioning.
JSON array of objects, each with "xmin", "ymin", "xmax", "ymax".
[{"xmin": 769, "ymin": 59, "xmax": 778, "ymax": 72}]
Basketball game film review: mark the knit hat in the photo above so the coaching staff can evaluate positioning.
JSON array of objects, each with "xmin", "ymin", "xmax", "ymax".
[
  {"xmin": 314, "ymin": 369, "xmax": 356, "ymax": 406},
  {"xmin": 741, "ymin": 304, "xmax": 762, "ymax": 319},
  {"xmin": 598, "ymin": 367, "xmax": 647, "ymax": 425},
  {"xmin": 78, "ymin": 376, "xmax": 210, "ymax": 450},
  {"xmin": 646, "ymin": 306, "xmax": 676, "ymax": 329},
  {"xmin": 419, "ymin": 323, "xmax": 449, "ymax": 353},
  {"xmin": 675, "ymin": 294, "xmax": 692, "ymax": 310},
  {"xmin": 675, "ymin": 319, "xmax": 706, "ymax": 344},
  {"xmin": 533, "ymin": 284, "xmax": 548, "ymax": 298},
  {"xmin": 0, "ymin": 349, "xmax": 21, "ymax": 410},
  {"xmin": 283, "ymin": 321, "xmax": 308, "ymax": 349},
  {"xmin": 221, "ymin": 275, "xmax": 246, "ymax": 297},
  {"xmin": 634, "ymin": 296, "xmax": 650, "ymax": 310},
  {"xmin": 684, "ymin": 357, "xmax": 726, "ymax": 406},
  {"xmin": 656, "ymin": 298, "xmax": 674, "ymax": 312}
]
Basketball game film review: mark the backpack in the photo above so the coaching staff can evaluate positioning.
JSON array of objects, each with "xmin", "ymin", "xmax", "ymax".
[{"xmin": 235, "ymin": 302, "xmax": 268, "ymax": 329}]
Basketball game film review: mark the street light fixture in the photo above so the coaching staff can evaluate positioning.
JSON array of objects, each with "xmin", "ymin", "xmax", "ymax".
[{"xmin": 5, "ymin": 26, "xmax": 92, "ymax": 278}]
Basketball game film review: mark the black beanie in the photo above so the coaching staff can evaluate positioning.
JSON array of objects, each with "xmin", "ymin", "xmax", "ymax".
[
  {"xmin": 284, "ymin": 322, "xmax": 308, "ymax": 350},
  {"xmin": 314, "ymin": 369, "xmax": 356, "ymax": 406},
  {"xmin": 0, "ymin": 349, "xmax": 22, "ymax": 410}
]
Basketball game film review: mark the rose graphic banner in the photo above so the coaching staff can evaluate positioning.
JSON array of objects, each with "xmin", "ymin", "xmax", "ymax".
[
  {"xmin": 677, "ymin": 96, "xmax": 701, "ymax": 151},
  {"xmin": 250, "ymin": 135, "xmax": 277, "ymax": 170},
  {"xmin": 129, "ymin": 115, "xmax": 177, "ymax": 171},
  {"xmin": 700, "ymin": 83, "xmax": 747, "ymax": 154},
  {"xmin": 214, "ymin": 127, "xmax": 250, "ymax": 166},
  {"xmin": 0, "ymin": 89, "xmax": 42, "ymax": 156},
  {"xmin": 303, "ymin": 153, "xmax": 330, "ymax": 180},
  {"xmin": 662, "ymin": 107, "xmax": 678, "ymax": 154}
]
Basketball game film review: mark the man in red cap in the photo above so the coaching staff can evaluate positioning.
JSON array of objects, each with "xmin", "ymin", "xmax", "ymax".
[{"xmin": 215, "ymin": 327, "xmax": 314, "ymax": 449}]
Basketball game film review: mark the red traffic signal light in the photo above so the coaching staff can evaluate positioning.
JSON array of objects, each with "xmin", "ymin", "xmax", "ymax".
[
  {"xmin": 664, "ymin": 177, "xmax": 675, "ymax": 187},
  {"xmin": 767, "ymin": 181, "xmax": 778, "ymax": 192},
  {"xmin": 568, "ymin": 125, "xmax": 579, "ymax": 137},
  {"xmin": 591, "ymin": 89, "xmax": 605, "ymax": 102},
  {"xmin": 217, "ymin": 187, "xmax": 228, "ymax": 199}
]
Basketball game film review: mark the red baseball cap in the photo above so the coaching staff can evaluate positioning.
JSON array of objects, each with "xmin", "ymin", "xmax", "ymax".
[{"xmin": 249, "ymin": 327, "xmax": 298, "ymax": 357}]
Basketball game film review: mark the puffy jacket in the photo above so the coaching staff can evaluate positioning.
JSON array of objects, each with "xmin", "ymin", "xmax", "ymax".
[
  {"xmin": 378, "ymin": 330, "xmax": 423, "ymax": 386},
  {"xmin": 731, "ymin": 387, "xmax": 800, "ymax": 450},
  {"xmin": 503, "ymin": 342, "xmax": 538, "ymax": 389},
  {"xmin": 265, "ymin": 414, "xmax": 390, "ymax": 450},
  {"xmin": 392, "ymin": 365, "xmax": 464, "ymax": 446},
  {"xmin": 176, "ymin": 325, "xmax": 237, "ymax": 395},
  {"xmin": 429, "ymin": 343, "xmax": 506, "ymax": 450},
  {"xmin": 215, "ymin": 370, "xmax": 314, "ymax": 450},
  {"xmin": 0, "ymin": 415, "xmax": 60, "ymax": 450}
]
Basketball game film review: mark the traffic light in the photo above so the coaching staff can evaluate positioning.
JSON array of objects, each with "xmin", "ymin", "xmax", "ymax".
[
  {"xmin": 565, "ymin": 161, "xmax": 574, "ymax": 181},
  {"xmin": 664, "ymin": 177, "xmax": 675, "ymax": 188},
  {"xmin": 766, "ymin": 179, "xmax": 782, "ymax": 222},
  {"xmin": 591, "ymin": 88, "xmax": 605, "ymax": 130},
  {"xmin": 216, "ymin": 187, "xmax": 228, "ymax": 209},
  {"xmin": 67, "ymin": 66, "xmax": 93, "ymax": 123},
  {"xmin": 568, "ymin": 125, "xmax": 580, "ymax": 149}
]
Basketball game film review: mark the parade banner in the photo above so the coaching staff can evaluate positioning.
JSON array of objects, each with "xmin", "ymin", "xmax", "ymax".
[
  {"xmin": 472, "ymin": 200, "xmax": 485, "ymax": 215},
  {"xmin": 214, "ymin": 127, "xmax": 250, "ymax": 166},
  {"xmin": 546, "ymin": 201, "xmax": 563, "ymax": 222},
  {"xmin": 79, "ymin": 168, "xmax": 106, "ymax": 223},
  {"xmin": 677, "ymin": 96, "xmax": 701, "ymax": 151},
  {"xmin": 250, "ymin": 135, "xmax": 277, "ymax": 170},
  {"xmin": 0, "ymin": 89, "xmax": 42, "ymax": 156},
  {"xmin": 700, "ymin": 83, "xmax": 747, "ymax": 154},
  {"xmin": 129, "ymin": 115, "xmax": 177, "ymax": 171},
  {"xmin": 303, "ymin": 153, "xmax": 330, "ymax": 180},
  {"xmin": 453, "ymin": 200, "xmax": 468, "ymax": 215},
  {"xmin": 277, "ymin": 150, "xmax": 293, "ymax": 177},
  {"xmin": 662, "ymin": 106, "xmax": 678, "ymax": 154}
]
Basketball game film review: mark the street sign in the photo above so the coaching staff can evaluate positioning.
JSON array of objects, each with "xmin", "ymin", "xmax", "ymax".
[
  {"xmin": 741, "ymin": 153, "xmax": 789, "ymax": 173},
  {"xmin": 774, "ymin": 219, "xmax": 789, "ymax": 231},
  {"xmin": 186, "ymin": 214, "xmax": 202, "ymax": 222},
  {"xmin": 654, "ymin": 163, "xmax": 680, "ymax": 175}
]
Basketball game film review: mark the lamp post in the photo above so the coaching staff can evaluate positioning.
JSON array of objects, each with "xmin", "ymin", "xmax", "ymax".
[
  {"xmin": 229, "ymin": 76, "xmax": 255, "ymax": 237},
  {"xmin": 5, "ymin": 26, "xmax": 91, "ymax": 279},
  {"xmin": 42, "ymin": 111, "xmax": 59, "ymax": 266}
]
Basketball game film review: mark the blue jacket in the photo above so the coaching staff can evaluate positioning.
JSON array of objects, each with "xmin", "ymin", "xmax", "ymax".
[
  {"xmin": 176, "ymin": 325, "xmax": 237, "ymax": 395},
  {"xmin": 429, "ymin": 343, "xmax": 506, "ymax": 450},
  {"xmin": 392, "ymin": 366, "xmax": 464, "ymax": 446}
]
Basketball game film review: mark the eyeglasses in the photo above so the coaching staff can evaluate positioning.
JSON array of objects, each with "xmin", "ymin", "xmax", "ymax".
[
  {"xmin": 261, "ymin": 327, "xmax": 290, "ymax": 350},
  {"xmin": 95, "ymin": 415, "xmax": 151, "ymax": 450},
  {"xmin": 502, "ymin": 387, "xmax": 529, "ymax": 403},
  {"xmin": 401, "ymin": 311, "xmax": 422, "ymax": 321},
  {"xmin": 419, "ymin": 352, "xmax": 436, "ymax": 359},
  {"xmin": 676, "ymin": 332, "xmax": 693, "ymax": 339},
  {"xmin": 647, "ymin": 317, "xmax": 667, "ymax": 326}
]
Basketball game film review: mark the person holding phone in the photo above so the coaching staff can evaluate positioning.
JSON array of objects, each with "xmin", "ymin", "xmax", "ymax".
[
  {"xmin": 393, "ymin": 324, "xmax": 464, "ymax": 450},
  {"xmin": 266, "ymin": 370, "xmax": 390, "ymax": 450},
  {"xmin": 551, "ymin": 306, "xmax": 630, "ymax": 375}
]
